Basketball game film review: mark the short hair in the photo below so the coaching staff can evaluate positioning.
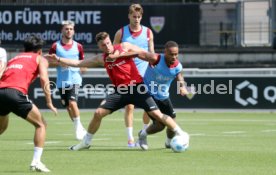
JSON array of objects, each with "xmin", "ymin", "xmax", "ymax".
[
  {"xmin": 95, "ymin": 32, "xmax": 109, "ymax": 43},
  {"xmin": 61, "ymin": 20, "xmax": 75, "ymax": 27},
  {"xmin": 164, "ymin": 41, "xmax": 178, "ymax": 49},
  {"xmin": 128, "ymin": 3, "xmax": 143, "ymax": 15},
  {"xmin": 23, "ymin": 34, "xmax": 44, "ymax": 52}
]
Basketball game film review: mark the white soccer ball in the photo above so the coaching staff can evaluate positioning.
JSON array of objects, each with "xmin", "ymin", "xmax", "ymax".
[{"xmin": 170, "ymin": 132, "xmax": 190, "ymax": 153}]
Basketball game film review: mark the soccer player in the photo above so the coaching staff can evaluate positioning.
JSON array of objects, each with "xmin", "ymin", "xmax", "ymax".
[
  {"xmin": 113, "ymin": 3, "xmax": 155, "ymax": 147},
  {"xmin": 137, "ymin": 41, "xmax": 189, "ymax": 148},
  {"xmin": 0, "ymin": 34, "xmax": 57, "ymax": 172},
  {"xmin": 44, "ymin": 32, "xmax": 188, "ymax": 151},
  {"xmin": 0, "ymin": 43, "xmax": 7, "ymax": 78},
  {"xmin": 49, "ymin": 20, "xmax": 86, "ymax": 140}
]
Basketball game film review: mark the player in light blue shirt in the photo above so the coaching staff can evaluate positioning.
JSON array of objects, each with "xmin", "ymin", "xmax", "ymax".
[
  {"xmin": 49, "ymin": 20, "xmax": 86, "ymax": 141},
  {"xmin": 113, "ymin": 3, "xmax": 154, "ymax": 147},
  {"xmin": 137, "ymin": 41, "xmax": 189, "ymax": 149}
]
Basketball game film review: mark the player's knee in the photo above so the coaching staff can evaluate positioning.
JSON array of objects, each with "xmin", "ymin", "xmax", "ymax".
[
  {"xmin": 161, "ymin": 114, "xmax": 169, "ymax": 121},
  {"xmin": 68, "ymin": 100, "xmax": 77, "ymax": 108},
  {"xmin": 125, "ymin": 105, "xmax": 134, "ymax": 112},
  {"xmin": 94, "ymin": 108, "xmax": 105, "ymax": 120},
  {"xmin": 33, "ymin": 118, "xmax": 47, "ymax": 129}
]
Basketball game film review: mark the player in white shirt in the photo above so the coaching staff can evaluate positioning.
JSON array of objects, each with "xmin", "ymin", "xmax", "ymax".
[{"xmin": 0, "ymin": 46, "xmax": 7, "ymax": 78}]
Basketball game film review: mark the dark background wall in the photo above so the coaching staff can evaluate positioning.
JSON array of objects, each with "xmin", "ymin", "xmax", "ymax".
[{"xmin": 0, "ymin": 4, "xmax": 199, "ymax": 47}]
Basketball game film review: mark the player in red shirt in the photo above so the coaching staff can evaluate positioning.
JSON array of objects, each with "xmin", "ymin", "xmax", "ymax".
[
  {"xmin": 0, "ymin": 34, "xmax": 57, "ymax": 172},
  {"xmin": 44, "ymin": 32, "xmax": 187, "ymax": 151}
]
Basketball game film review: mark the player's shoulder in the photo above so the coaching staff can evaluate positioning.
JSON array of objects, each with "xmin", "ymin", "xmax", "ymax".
[
  {"xmin": 0, "ymin": 47, "xmax": 6, "ymax": 52},
  {"xmin": 115, "ymin": 27, "xmax": 123, "ymax": 36},
  {"xmin": 50, "ymin": 41, "xmax": 58, "ymax": 48},
  {"xmin": 74, "ymin": 40, "xmax": 83, "ymax": 46},
  {"xmin": 0, "ymin": 47, "xmax": 7, "ymax": 61},
  {"xmin": 142, "ymin": 25, "xmax": 152, "ymax": 30},
  {"xmin": 75, "ymin": 41, "xmax": 84, "ymax": 49}
]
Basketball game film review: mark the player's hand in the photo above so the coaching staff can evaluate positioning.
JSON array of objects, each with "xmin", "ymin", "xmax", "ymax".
[
  {"xmin": 44, "ymin": 54, "xmax": 58, "ymax": 61},
  {"xmin": 47, "ymin": 103, "xmax": 58, "ymax": 116},
  {"xmin": 183, "ymin": 86, "xmax": 196, "ymax": 100},
  {"xmin": 106, "ymin": 50, "xmax": 120, "ymax": 62},
  {"xmin": 180, "ymin": 87, "xmax": 189, "ymax": 96}
]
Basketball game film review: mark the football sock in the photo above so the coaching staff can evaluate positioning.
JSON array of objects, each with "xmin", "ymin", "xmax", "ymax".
[
  {"xmin": 140, "ymin": 129, "xmax": 148, "ymax": 137},
  {"xmin": 73, "ymin": 116, "xmax": 83, "ymax": 129},
  {"xmin": 84, "ymin": 132, "xmax": 93, "ymax": 145},
  {"xmin": 173, "ymin": 125, "xmax": 185, "ymax": 136},
  {"xmin": 143, "ymin": 124, "xmax": 149, "ymax": 130},
  {"xmin": 32, "ymin": 147, "xmax": 43, "ymax": 164},
  {"xmin": 126, "ymin": 127, "xmax": 134, "ymax": 141}
]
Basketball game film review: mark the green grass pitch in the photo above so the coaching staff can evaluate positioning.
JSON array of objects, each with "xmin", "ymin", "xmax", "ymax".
[{"xmin": 0, "ymin": 111, "xmax": 275, "ymax": 175}]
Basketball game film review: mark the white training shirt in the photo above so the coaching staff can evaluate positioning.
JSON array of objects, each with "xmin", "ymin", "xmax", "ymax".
[{"xmin": 0, "ymin": 47, "xmax": 7, "ymax": 63}]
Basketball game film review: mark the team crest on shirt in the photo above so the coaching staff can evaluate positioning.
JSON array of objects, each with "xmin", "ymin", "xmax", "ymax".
[{"xmin": 150, "ymin": 16, "xmax": 165, "ymax": 33}]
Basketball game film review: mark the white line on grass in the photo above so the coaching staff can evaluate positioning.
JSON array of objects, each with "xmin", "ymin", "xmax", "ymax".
[
  {"xmin": 58, "ymin": 133, "xmax": 72, "ymax": 136},
  {"xmin": 26, "ymin": 141, "xmax": 61, "ymax": 145},
  {"xmin": 190, "ymin": 133, "xmax": 206, "ymax": 136},
  {"xmin": 93, "ymin": 138, "xmax": 111, "ymax": 141},
  {"xmin": 175, "ymin": 118, "xmax": 276, "ymax": 123},
  {"xmin": 222, "ymin": 131, "xmax": 246, "ymax": 134},
  {"xmin": 261, "ymin": 129, "xmax": 276, "ymax": 133}
]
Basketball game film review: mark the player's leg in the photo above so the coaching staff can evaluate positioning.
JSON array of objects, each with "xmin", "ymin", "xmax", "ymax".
[
  {"xmin": 147, "ymin": 109, "xmax": 183, "ymax": 135},
  {"xmin": 59, "ymin": 87, "xmax": 86, "ymax": 140},
  {"xmin": 68, "ymin": 99, "xmax": 86, "ymax": 140},
  {"xmin": 161, "ymin": 98, "xmax": 177, "ymax": 148},
  {"xmin": 143, "ymin": 99, "xmax": 171, "ymax": 135},
  {"xmin": 142, "ymin": 111, "xmax": 150, "ymax": 129},
  {"xmin": 145, "ymin": 120, "xmax": 165, "ymax": 135},
  {"xmin": 0, "ymin": 89, "xmax": 10, "ymax": 134},
  {"xmin": 70, "ymin": 92, "xmax": 126, "ymax": 151},
  {"xmin": 68, "ymin": 85, "xmax": 86, "ymax": 140},
  {"xmin": 134, "ymin": 93, "xmax": 186, "ymax": 150},
  {"xmin": 59, "ymin": 87, "xmax": 73, "ymax": 119},
  {"xmin": 0, "ymin": 115, "xmax": 9, "ymax": 134},
  {"xmin": 138, "ymin": 109, "xmax": 185, "ymax": 150},
  {"xmin": 147, "ymin": 98, "xmax": 176, "ymax": 148},
  {"xmin": 124, "ymin": 104, "xmax": 135, "ymax": 147},
  {"xmin": 25, "ymin": 104, "xmax": 50, "ymax": 172},
  {"xmin": 69, "ymin": 107, "xmax": 112, "ymax": 151}
]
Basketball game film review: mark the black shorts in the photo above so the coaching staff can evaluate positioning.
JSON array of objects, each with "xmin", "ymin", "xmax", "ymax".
[
  {"xmin": 99, "ymin": 84, "xmax": 158, "ymax": 112},
  {"xmin": 58, "ymin": 84, "xmax": 80, "ymax": 107},
  {"xmin": 153, "ymin": 97, "xmax": 176, "ymax": 118},
  {"xmin": 0, "ymin": 88, "xmax": 33, "ymax": 119}
]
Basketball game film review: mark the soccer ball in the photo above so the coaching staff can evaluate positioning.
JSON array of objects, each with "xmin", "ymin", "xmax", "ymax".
[{"xmin": 170, "ymin": 133, "xmax": 190, "ymax": 153}]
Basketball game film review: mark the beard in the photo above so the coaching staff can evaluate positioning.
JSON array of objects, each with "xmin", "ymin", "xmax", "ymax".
[{"xmin": 64, "ymin": 35, "xmax": 72, "ymax": 40}]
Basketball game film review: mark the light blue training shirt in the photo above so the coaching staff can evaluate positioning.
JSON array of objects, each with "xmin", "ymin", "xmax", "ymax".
[
  {"xmin": 121, "ymin": 25, "xmax": 149, "ymax": 77},
  {"xmin": 143, "ymin": 54, "xmax": 183, "ymax": 100},
  {"xmin": 56, "ymin": 41, "xmax": 82, "ymax": 88}
]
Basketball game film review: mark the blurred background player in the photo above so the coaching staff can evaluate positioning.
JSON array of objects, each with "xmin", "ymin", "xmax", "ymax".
[
  {"xmin": 136, "ymin": 41, "xmax": 189, "ymax": 149},
  {"xmin": 0, "ymin": 34, "xmax": 57, "ymax": 172},
  {"xmin": 113, "ymin": 3, "xmax": 155, "ymax": 147},
  {"xmin": 49, "ymin": 20, "xmax": 86, "ymax": 140},
  {"xmin": 0, "ymin": 40, "xmax": 7, "ymax": 78}
]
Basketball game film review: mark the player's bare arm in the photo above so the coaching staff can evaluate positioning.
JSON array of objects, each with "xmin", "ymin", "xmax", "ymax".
[
  {"xmin": 107, "ymin": 51, "xmax": 139, "ymax": 61},
  {"xmin": 148, "ymin": 29, "xmax": 155, "ymax": 53},
  {"xmin": 176, "ymin": 72, "xmax": 188, "ymax": 96},
  {"xmin": 136, "ymin": 51, "xmax": 159, "ymax": 65},
  {"xmin": 38, "ymin": 55, "xmax": 58, "ymax": 115},
  {"xmin": 113, "ymin": 29, "xmax": 123, "ymax": 44},
  {"xmin": 44, "ymin": 54, "xmax": 104, "ymax": 68}
]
